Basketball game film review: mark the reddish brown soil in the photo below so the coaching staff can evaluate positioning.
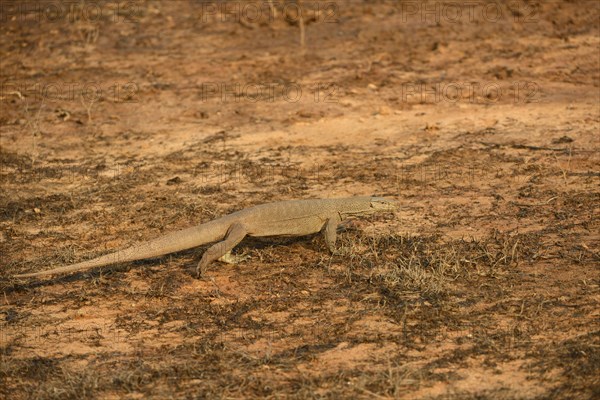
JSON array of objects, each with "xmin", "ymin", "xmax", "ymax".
[{"xmin": 1, "ymin": 1, "xmax": 599, "ymax": 399}]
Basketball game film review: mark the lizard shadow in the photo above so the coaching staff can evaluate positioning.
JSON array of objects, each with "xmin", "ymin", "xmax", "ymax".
[
  {"xmin": 237, "ymin": 233, "xmax": 322, "ymax": 251},
  {"xmin": 5, "ymin": 254, "xmax": 193, "ymax": 292},
  {"xmin": 4, "ymin": 263, "xmax": 141, "ymax": 293}
]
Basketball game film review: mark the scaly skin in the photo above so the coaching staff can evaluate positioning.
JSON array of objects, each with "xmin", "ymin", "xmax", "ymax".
[{"xmin": 14, "ymin": 196, "xmax": 397, "ymax": 279}]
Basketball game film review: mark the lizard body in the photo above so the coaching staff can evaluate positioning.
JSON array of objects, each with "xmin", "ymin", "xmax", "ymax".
[{"xmin": 14, "ymin": 196, "xmax": 397, "ymax": 279}]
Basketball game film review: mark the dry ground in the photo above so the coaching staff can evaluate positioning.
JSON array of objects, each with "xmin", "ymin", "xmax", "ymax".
[{"xmin": 1, "ymin": 1, "xmax": 599, "ymax": 399}]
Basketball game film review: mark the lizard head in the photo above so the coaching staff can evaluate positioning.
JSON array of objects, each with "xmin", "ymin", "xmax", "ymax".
[
  {"xmin": 369, "ymin": 197, "xmax": 399, "ymax": 213},
  {"xmin": 337, "ymin": 196, "xmax": 398, "ymax": 218}
]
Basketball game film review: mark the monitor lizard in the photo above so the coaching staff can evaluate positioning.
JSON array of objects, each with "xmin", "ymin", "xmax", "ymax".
[{"xmin": 14, "ymin": 196, "xmax": 397, "ymax": 279}]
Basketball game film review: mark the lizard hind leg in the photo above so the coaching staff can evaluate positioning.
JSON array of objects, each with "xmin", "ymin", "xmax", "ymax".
[{"xmin": 196, "ymin": 222, "xmax": 247, "ymax": 277}]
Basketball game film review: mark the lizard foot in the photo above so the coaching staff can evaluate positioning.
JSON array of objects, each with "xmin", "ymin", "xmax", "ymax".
[
  {"xmin": 195, "ymin": 262, "xmax": 206, "ymax": 279},
  {"xmin": 218, "ymin": 250, "xmax": 250, "ymax": 265},
  {"xmin": 194, "ymin": 250, "xmax": 249, "ymax": 278}
]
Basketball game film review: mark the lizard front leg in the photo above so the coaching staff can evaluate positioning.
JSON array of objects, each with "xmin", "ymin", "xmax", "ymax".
[
  {"xmin": 196, "ymin": 222, "xmax": 247, "ymax": 277},
  {"xmin": 324, "ymin": 214, "xmax": 342, "ymax": 253}
]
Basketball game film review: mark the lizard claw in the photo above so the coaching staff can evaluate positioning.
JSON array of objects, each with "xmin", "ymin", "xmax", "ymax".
[{"xmin": 192, "ymin": 258, "xmax": 208, "ymax": 278}]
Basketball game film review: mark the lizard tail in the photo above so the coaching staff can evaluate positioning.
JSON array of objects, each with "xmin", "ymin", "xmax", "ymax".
[
  {"xmin": 14, "ymin": 221, "xmax": 228, "ymax": 279},
  {"xmin": 14, "ymin": 250, "xmax": 133, "ymax": 278}
]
